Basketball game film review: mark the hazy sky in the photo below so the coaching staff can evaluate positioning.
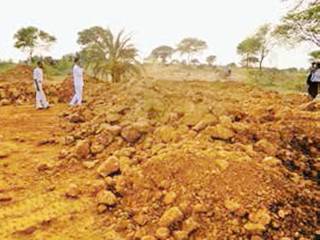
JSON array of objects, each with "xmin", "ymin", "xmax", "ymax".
[{"xmin": 0, "ymin": 0, "xmax": 316, "ymax": 68}]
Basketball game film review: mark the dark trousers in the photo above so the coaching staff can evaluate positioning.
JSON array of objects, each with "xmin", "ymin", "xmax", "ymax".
[{"xmin": 308, "ymin": 82, "xmax": 319, "ymax": 99}]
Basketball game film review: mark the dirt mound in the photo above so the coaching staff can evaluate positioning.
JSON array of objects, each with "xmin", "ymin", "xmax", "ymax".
[
  {"xmin": 0, "ymin": 65, "xmax": 70, "ymax": 106},
  {"xmin": 57, "ymin": 76, "xmax": 74, "ymax": 103},
  {"xmin": 56, "ymin": 80, "xmax": 319, "ymax": 239},
  {"xmin": 0, "ymin": 65, "xmax": 32, "ymax": 82}
]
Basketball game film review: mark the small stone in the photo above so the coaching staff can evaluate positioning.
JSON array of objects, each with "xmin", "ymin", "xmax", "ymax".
[
  {"xmin": 121, "ymin": 126, "xmax": 142, "ymax": 143},
  {"xmin": 182, "ymin": 217, "xmax": 200, "ymax": 234},
  {"xmin": 159, "ymin": 207, "xmax": 184, "ymax": 227},
  {"xmin": 173, "ymin": 230, "xmax": 188, "ymax": 240},
  {"xmin": 133, "ymin": 213, "xmax": 147, "ymax": 226},
  {"xmin": 69, "ymin": 113, "xmax": 85, "ymax": 123},
  {"xmin": 90, "ymin": 142, "xmax": 105, "ymax": 154},
  {"xmin": 83, "ymin": 160, "xmax": 97, "ymax": 169},
  {"xmin": 16, "ymin": 226, "xmax": 37, "ymax": 235},
  {"xmin": 89, "ymin": 179, "xmax": 106, "ymax": 195},
  {"xmin": 141, "ymin": 236, "xmax": 156, "ymax": 240},
  {"xmin": 244, "ymin": 222, "xmax": 265, "ymax": 232},
  {"xmin": 249, "ymin": 209, "xmax": 271, "ymax": 226},
  {"xmin": 37, "ymin": 163, "xmax": 53, "ymax": 172},
  {"xmin": 0, "ymin": 99, "xmax": 10, "ymax": 106},
  {"xmin": 96, "ymin": 131, "xmax": 114, "ymax": 146},
  {"xmin": 278, "ymin": 209, "xmax": 289, "ymax": 219},
  {"xmin": 105, "ymin": 125, "xmax": 122, "ymax": 136},
  {"xmin": 193, "ymin": 203, "xmax": 207, "ymax": 213},
  {"xmin": 96, "ymin": 190, "xmax": 117, "ymax": 206},
  {"xmin": 59, "ymin": 149, "xmax": 69, "ymax": 159},
  {"xmin": 132, "ymin": 120, "xmax": 152, "ymax": 133},
  {"xmin": 97, "ymin": 156, "xmax": 120, "ymax": 177},
  {"xmin": 65, "ymin": 183, "xmax": 81, "ymax": 198},
  {"xmin": 155, "ymin": 227, "xmax": 170, "ymax": 240},
  {"xmin": 163, "ymin": 191, "xmax": 177, "ymax": 205},
  {"xmin": 64, "ymin": 135, "xmax": 75, "ymax": 145},
  {"xmin": 75, "ymin": 140, "xmax": 91, "ymax": 159},
  {"xmin": 193, "ymin": 120, "xmax": 208, "ymax": 132},
  {"xmin": 224, "ymin": 199, "xmax": 241, "ymax": 212},
  {"xmin": 106, "ymin": 113, "xmax": 121, "ymax": 123},
  {"xmin": 251, "ymin": 236, "xmax": 263, "ymax": 240},
  {"xmin": 262, "ymin": 156, "xmax": 281, "ymax": 166},
  {"xmin": 97, "ymin": 204, "xmax": 107, "ymax": 214},
  {"xmin": 210, "ymin": 125, "xmax": 234, "ymax": 141},
  {"xmin": 0, "ymin": 193, "xmax": 12, "ymax": 202},
  {"xmin": 255, "ymin": 139, "xmax": 277, "ymax": 156}
]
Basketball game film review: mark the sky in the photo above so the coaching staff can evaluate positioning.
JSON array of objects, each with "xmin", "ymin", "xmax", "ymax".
[{"xmin": 0, "ymin": 0, "xmax": 317, "ymax": 68}]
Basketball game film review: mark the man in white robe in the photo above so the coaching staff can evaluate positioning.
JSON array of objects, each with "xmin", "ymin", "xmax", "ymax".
[
  {"xmin": 70, "ymin": 58, "xmax": 84, "ymax": 106},
  {"xmin": 33, "ymin": 61, "xmax": 49, "ymax": 109}
]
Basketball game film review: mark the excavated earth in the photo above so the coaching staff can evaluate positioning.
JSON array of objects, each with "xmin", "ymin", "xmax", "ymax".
[{"xmin": 0, "ymin": 66, "xmax": 319, "ymax": 240}]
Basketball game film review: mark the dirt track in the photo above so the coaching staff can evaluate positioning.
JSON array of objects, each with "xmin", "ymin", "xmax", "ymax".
[{"xmin": 0, "ymin": 105, "xmax": 112, "ymax": 239}]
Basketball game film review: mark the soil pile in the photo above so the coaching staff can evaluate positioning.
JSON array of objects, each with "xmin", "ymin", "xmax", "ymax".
[
  {"xmin": 0, "ymin": 65, "xmax": 62, "ymax": 105},
  {"xmin": 57, "ymin": 79, "xmax": 319, "ymax": 239}
]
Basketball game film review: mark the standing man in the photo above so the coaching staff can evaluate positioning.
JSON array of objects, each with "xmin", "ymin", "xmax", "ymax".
[
  {"xmin": 307, "ymin": 62, "xmax": 319, "ymax": 99},
  {"xmin": 33, "ymin": 61, "xmax": 49, "ymax": 109},
  {"xmin": 70, "ymin": 57, "xmax": 84, "ymax": 106}
]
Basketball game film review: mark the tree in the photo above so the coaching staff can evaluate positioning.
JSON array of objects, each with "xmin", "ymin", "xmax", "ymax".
[
  {"xmin": 206, "ymin": 55, "xmax": 216, "ymax": 66},
  {"xmin": 150, "ymin": 45, "xmax": 174, "ymax": 64},
  {"xmin": 177, "ymin": 38, "xmax": 208, "ymax": 64},
  {"xmin": 255, "ymin": 24, "xmax": 274, "ymax": 70},
  {"xmin": 237, "ymin": 37, "xmax": 260, "ymax": 68},
  {"xmin": 191, "ymin": 58, "xmax": 200, "ymax": 65},
  {"xmin": 14, "ymin": 26, "xmax": 56, "ymax": 62},
  {"xmin": 275, "ymin": 3, "xmax": 320, "ymax": 47},
  {"xmin": 237, "ymin": 24, "xmax": 274, "ymax": 70},
  {"xmin": 78, "ymin": 26, "xmax": 141, "ymax": 82}
]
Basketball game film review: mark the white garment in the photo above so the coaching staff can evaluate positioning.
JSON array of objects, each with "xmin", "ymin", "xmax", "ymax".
[
  {"xmin": 311, "ymin": 69, "xmax": 320, "ymax": 82},
  {"xmin": 33, "ymin": 67, "xmax": 49, "ymax": 109},
  {"xmin": 70, "ymin": 64, "xmax": 84, "ymax": 106},
  {"xmin": 72, "ymin": 64, "xmax": 84, "ymax": 86}
]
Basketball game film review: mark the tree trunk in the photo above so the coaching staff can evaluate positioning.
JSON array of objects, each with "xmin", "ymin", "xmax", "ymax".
[
  {"xmin": 246, "ymin": 54, "xmax": 249, "ymax": 68},
  {"xmin": 259, "ymin": 49, "xmax": 265, "ymax": 71},
  {"xmin": 28, "ymin": 49, "xmax": 34, "ymax": 65}
]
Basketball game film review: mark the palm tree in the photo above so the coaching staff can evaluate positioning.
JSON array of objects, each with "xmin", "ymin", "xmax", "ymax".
[{"xmin": 78, "ymin": 27, "xmax": 142, "ymax": 82}]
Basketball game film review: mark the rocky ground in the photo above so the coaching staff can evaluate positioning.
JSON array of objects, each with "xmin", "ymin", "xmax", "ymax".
[{"xmin": 0, "ymin": 66, "xmax": 319, "ymax": 239}]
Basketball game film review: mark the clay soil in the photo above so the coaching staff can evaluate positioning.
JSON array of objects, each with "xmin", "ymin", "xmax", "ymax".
[{"xmin": 0, "ymin": 67, "xmax": 319, "ymax": 240}]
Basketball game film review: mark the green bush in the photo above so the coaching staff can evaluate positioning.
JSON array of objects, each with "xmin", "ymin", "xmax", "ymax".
[
  {"xmin": 0, "ymin": 61, "xmax": 15, "ymax": 73},
  {"xmin": 245, "ymin": 68, "xmax": 306, "ymax": 93}
]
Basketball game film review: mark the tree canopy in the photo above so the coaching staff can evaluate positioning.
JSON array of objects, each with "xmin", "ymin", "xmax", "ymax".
[
  {"xmin": 78, "ymin": 26, "xmax": 141, "ymax": 82},
  {"xmin": 275, "ymin": 2, "xmax": 320, "ymax": 47},
  {"xmin": 177, "ymin": 38, "xmax": 207, "ymax": 64},
  {"xmin": 237, "ymin": 24, "xmax": 274, "ymax": 69},
  {"xmin": 150, "ymin": 45, "xmax": 174, "ymax": 64},
  {"xmin": 14, "ymin": 26, "xmax": 56, "ymax": 61},
  {"xmin": 206, "ymin": 55, "xmax": 216, "ymax": 66},
  {"xmin": 309, "ymin": 50, "xmax": 320, "ymax": 60},
  {"xmin": 237, "ymin": 37, "xmax": 261, "ymax": 67}
]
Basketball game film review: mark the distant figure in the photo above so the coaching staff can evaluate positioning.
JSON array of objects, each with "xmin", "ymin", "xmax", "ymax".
[
  {"xmin": 224, "ymin": 66, "xmax": 232, "ymax": 78},
  {"xmin": 70, "ymin": 57, "xmax": 84, "ymax": 106},
  {"xmin": 307, "ymin": 62, "xmax": 320, "ymax": 99},
  {"xmin": 33, "ymin": 61, "xmax": 49, "ymax": 110}
]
